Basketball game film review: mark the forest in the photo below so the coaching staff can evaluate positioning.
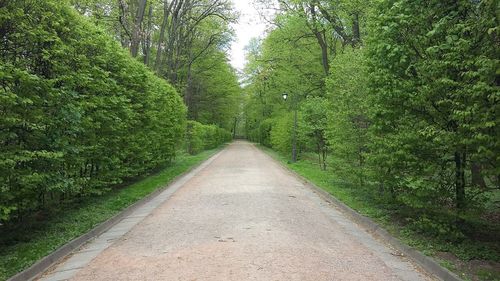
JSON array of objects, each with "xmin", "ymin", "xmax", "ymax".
[{"xmin": 0, "ymin": 0, "xmax": 499, "ymax": 280}]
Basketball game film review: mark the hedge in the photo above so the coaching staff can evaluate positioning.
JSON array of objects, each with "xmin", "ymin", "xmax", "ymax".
[
  {"xmin": 185, "ymin": 121, "xmax": 232, "ymax": 155},
  {"xmin": 0, "ymin": 0, "xmax": 186, "ymax": 223}
]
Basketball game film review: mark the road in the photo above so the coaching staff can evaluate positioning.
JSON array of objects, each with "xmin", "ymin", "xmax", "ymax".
[{"xmin": 41, "ymin": 141, "xmax": 433, "ymax": 281}]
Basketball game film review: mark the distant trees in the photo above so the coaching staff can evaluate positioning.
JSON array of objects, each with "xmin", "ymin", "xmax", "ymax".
[
  {"xmin": 185, "ymin": 121, "xmax": 232, "ymax": 155},
  {"xmin": 70, "ymin": 0, "xmax": 241, "ymax": 130},
  {"xmin": 188, "ymin": 51, "xmax": 241, "ymax": 129}
]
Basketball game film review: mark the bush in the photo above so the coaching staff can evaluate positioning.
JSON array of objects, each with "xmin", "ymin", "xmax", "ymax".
[
  {"xmin": 0, "ymin": 0, "xmax": 186, "ymax": 223},
  {"xmin": 185, "ymin": 121, "xmax": 231, "ymax": 155},
  {"xmin": 270, "ymin": 113, "xmax": 306, "ymax": 158},
  {"xmin": 258, "ymin": 118, "xmax": 274, "ymax": 147}
]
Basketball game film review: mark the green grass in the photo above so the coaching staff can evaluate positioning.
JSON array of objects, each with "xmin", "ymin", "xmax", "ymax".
[
  {"xmin": 0, "ymin": 148, "xmax": 220, "ymax": 281},
  {"xmin": 259, "ymin": 145, "xmax": 500, "ymax": 281}
]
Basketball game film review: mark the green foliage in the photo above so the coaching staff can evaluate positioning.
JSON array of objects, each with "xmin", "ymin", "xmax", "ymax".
[
  {"xmin": 270, "ymin": 113, "xmax": 307, "ymax": 158},
  {"xmin": 406, "ymin": 215, "xmax": 466, "ymax": 243},
  {"xmin": 258, "ymin": 118, "xmax": 274, "ymax": 147},
  {"xmin": 326, "ymin": 48, "xmax": 371, "ymax": 186},
  {"xmin": 0, "ymin": 0, "xmax": 186, "ymax": 224},
  {"xmin": 70, "ymin": 0, "xmax": 241, "ymax": 136},
  {"xmin": 0, "ymin": 149, "xmax": 219, "ymax": 280},
  {"xmin": 244, "ymin": 0, "xmax": 499, "ymax": 278},
  {"xmin": 189, "ymin": 51, "xmax": 242, "ymax": 130},
  {"xmin": 185, "ymin": 121, "xmax": 231, "ymax": 155},
  {"xmin": 367, "ymin": 0, "xmax": 499, "ymax": 210},
  {"xmin": 270, "ymin": 114, "xmax": 294, "ymax": 156},
  {"xmin": 242, "ymin": 12, "xmax": 327, "ymax": 160},
  {"xmin": 300, "ymin": 97, "xmax": 329, "ymax": 169}
]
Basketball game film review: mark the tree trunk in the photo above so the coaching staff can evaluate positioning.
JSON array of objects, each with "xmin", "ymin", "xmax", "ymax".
[
  {"xmin": 323, "ymin": 145, "xmax": 328, "ymax": 171},
  {"xmin": 317, "ymin": 31, "xmax": 330, "ymax": 75},
  {"xmin": 130, "ymin": 0, "xmax": 148, "ymax": 57},
  {"xmin": 455, "ymin": 151, "xmax": 466, "ymax": 210},
  {"xmin": 471, "ymin": 162, "xmax": 487, "ymax": 189},
  {"xmin": 165, "ymin": 0, "xmax": 184, "ymax": 83},
  {"xmin": 309, "ymin": 4, "xmax": 329, "ymax": 75},
  {"xmin": 352, "ymin": 12, "xmax": 360, "ymax": 46},
  {"xmin": 359, "ymin": 146, "xmax": 364, "ymax": 186},
  {"xmin": 184, "ymin": 63, "xmax": 193, "ymax": 115},
  {"xmin": 143, "ymin": 5, "xmax": 153, "ymax": 65},
  {"xmin": 232, "ymin": 117, "xmax": 238, "ymax": 138},
  {"xmin": 118, "ymin": 0, "xmax": 131, "ymax": 48},
  {"xmin": 317, "ymin": 141, "xmax": 321, "ymax": 167},
  {"xmin": 155, "ymin": 0, "xmax": 174, "ymax": 72},
  {"xmin": 292, "ymin": 107, "xmax": 297, "ymax": 162}
]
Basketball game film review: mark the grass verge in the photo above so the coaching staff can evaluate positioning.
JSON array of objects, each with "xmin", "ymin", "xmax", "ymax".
[
  {"xmin": 0, "ymin": 148, "xmax": 220, "ymax": 281},
  {"xmin": 259, "ymin": 145, "xmax": 500, "ymax": 281}
]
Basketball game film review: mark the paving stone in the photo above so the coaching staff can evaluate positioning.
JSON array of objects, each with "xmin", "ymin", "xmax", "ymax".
[{"xmin": 40, "ymin": 268, "xmax": 80, "ymax": 281}]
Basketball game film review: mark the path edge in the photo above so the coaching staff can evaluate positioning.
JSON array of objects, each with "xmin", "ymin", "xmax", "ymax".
[
  {"xmin": 8, "ymin": 148, "xmax": 224, "ymax": 281},
  {"xmin": 256, "ymin": 144, "xmax": 462, "ymax": 281}
]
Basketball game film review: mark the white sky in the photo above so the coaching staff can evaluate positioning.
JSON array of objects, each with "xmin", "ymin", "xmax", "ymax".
[{"xmin": 229, "ymin": 1, "xmax": 268, "ymax": 71}]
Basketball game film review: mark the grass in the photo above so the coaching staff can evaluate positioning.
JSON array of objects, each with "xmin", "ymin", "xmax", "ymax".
[
  {"xmin": 0, "ymin": 148, "xmax": 220, "ymax": 281},
  {"xmin": 259, "ymin": 145, "xmax": 500, "ymax": 281}
]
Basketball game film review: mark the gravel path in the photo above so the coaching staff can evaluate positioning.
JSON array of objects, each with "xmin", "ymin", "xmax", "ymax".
[{"xmin": 42, "ymin": 141, "xmax": 434, "ymax": 281}]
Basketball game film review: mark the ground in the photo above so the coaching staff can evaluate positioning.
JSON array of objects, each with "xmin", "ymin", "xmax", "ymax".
[{"xmin": 40, "ymin": 141, "xmax": 435, "ymax": 281}]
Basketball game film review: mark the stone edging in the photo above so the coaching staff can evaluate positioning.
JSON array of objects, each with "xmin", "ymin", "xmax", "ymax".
[
  {"xmin": 257, "ymin": 145, "xmax": 462, "ymax": 281},
  {"xmin": 8, "ymin": 149, "xmax": 224, "ymax": 281}
]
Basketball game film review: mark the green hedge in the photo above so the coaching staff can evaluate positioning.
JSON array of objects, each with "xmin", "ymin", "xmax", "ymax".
[
  {"xmin": 0, "ymin": 0, "xmax": 186, "ymax": 223},
  {"xmin": 185, "ymin": 121, "xmax": 232, "ymax": 155},
  {"xmin": 258, "ymin": 118, "xmax": 274, "ymax": 147}
]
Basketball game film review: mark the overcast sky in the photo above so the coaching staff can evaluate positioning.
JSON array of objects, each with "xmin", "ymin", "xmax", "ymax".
[{"xmin": 229, "ymin": 1, "xmax": 268, "ymax": 71}]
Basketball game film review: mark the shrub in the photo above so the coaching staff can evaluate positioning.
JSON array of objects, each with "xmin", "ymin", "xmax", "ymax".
[
  {"xmin": 0, "ymin": 0, "xmax": 186, "ymax": 223},
  {"xmin": 258, "ymin": 118, "xmax": 274, "ymax": 147},
  {"xmin": 185, "ymin": 121, "xmax": 231, "ymax": 155}
]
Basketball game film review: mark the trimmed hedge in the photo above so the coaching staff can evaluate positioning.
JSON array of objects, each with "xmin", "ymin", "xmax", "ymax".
[
  {"xmin": 185, "ymin": 121, "xmax": 232, "ymax": 155},
  {"xmin": 0, "ymin": 0, "xmax": 186, "ymax": 223}
]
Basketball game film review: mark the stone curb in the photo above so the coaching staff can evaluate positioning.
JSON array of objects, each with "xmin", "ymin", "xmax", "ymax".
[
  {"xmin": 258, "ymin": 146, "xmax": 462, "ymax": 281},
  {"xmin": 8, "ymin": 149, "xmax": 224, "ymax": 281}
]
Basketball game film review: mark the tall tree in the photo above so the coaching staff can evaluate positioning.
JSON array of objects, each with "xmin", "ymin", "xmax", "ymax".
[
  {"xmin": 368, "ymin": 0, "xmax": 499, "ymax": 210},
  {"xmin": 71, "ymin": 0, "xmax": 241, "ymax": 130}
]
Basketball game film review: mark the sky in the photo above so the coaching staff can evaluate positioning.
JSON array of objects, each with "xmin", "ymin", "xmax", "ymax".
[{"xmin": 229, "ymin": 1, "xmax": 268, "ymax": 72}]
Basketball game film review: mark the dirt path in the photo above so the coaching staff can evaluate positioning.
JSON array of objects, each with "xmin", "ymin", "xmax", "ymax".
[{"xmin": 42, "ymin": 141, "xmax": 434, "ymax": 281}]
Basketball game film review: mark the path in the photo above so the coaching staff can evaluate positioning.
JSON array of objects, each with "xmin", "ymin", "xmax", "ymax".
[{"xmin": 40, "ymin": 141, "xmax": 434, "ymax": 281}]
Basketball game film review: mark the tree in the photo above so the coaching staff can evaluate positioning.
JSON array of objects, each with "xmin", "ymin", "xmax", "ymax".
[
  {"xmin": 71, "ymin": 0, "xmax": 240, "ymax": 129},
  {"xmin": 367, "ymin": 0, "xmax": 499, "ymax": 211},
  {"xmin": 242, "ymin": 12, "xmax": 326, "ymax": 150},
  {"xmin": 0, "ymin": 0, "xmax": 185, "ymax": 223},
  {"xmin": 301, "ymin": 97, "xmax": 329, "ymax": 170},
  {"xmin": 326, "ymin": 48, "xmax": 370, "ymax": 186}
]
